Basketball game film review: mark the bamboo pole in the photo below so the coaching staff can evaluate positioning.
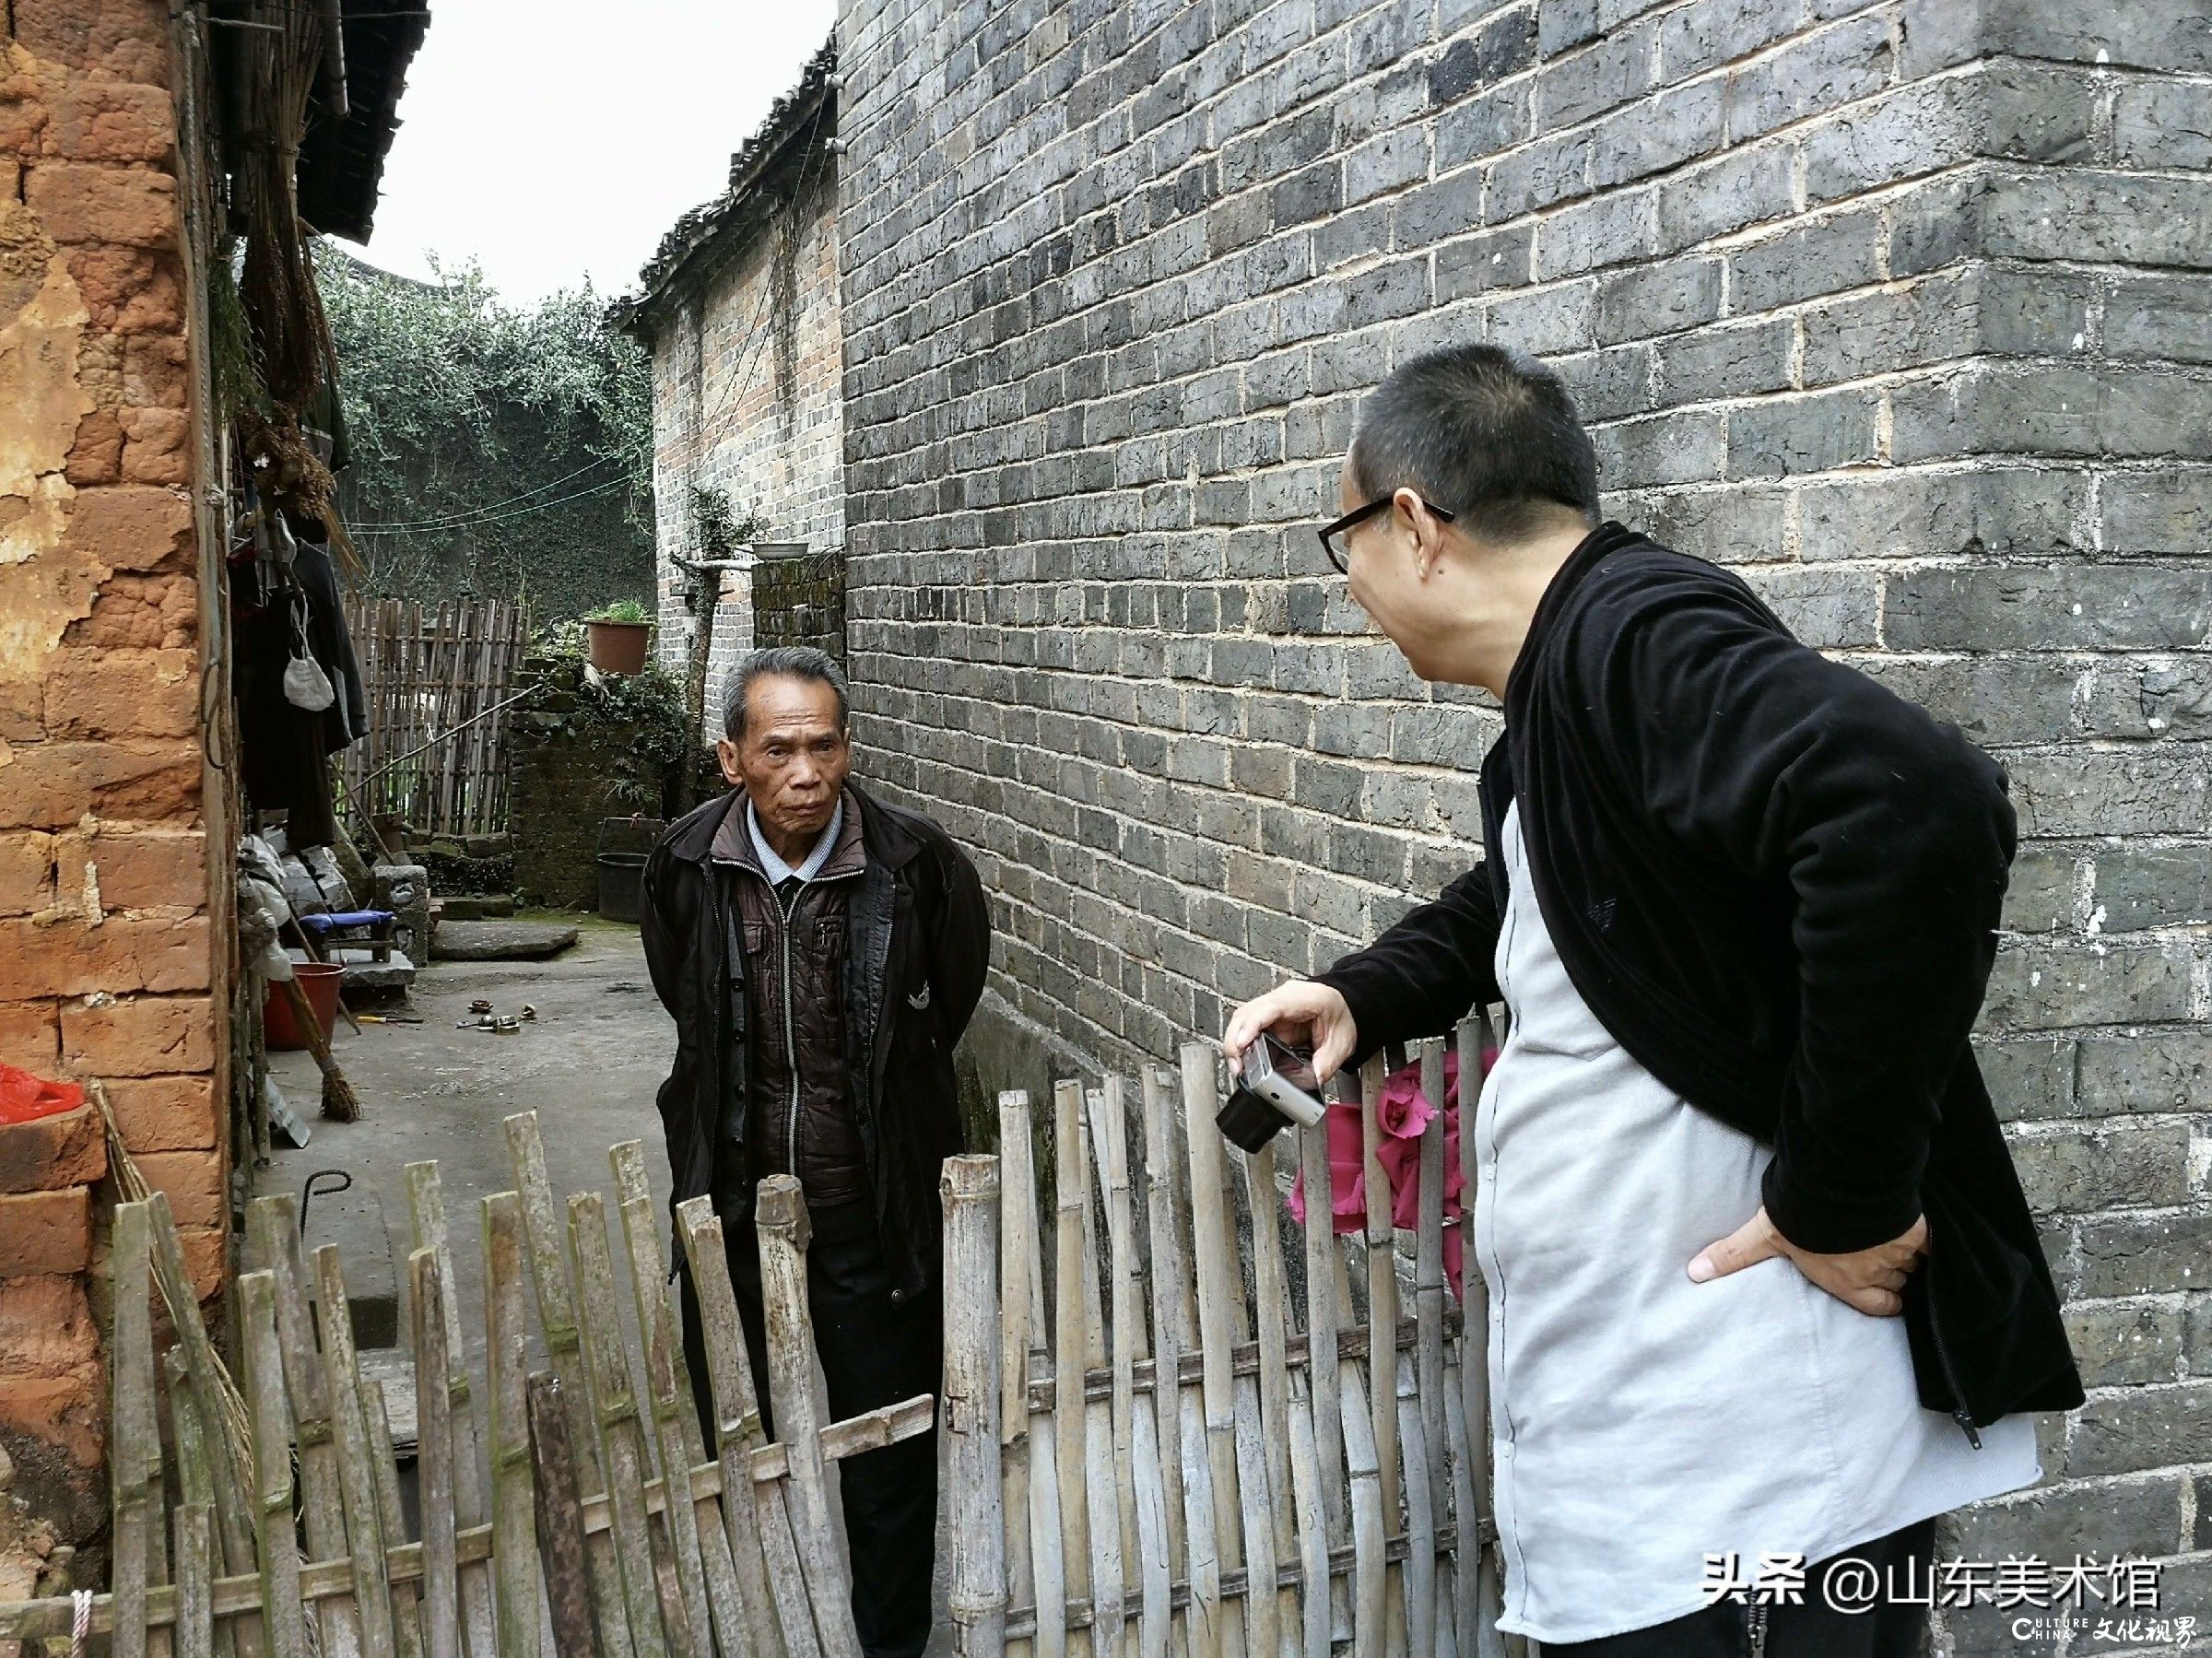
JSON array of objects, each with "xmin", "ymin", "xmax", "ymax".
[
  {"xmin": 363, "ymin": 1374, "xmax": 427, "ymax": 1658},
  {"xmin": 502, "ymin": 1112, "xmax": 638, "ymax": 1658},
  {"xmin": 1176, "ymin": 1043, "xmax": 1249, "ymax": 1658},
  {"xmin": 481, "ymin": 1193, "xmax": 542, "ymax": 1658},
  {"xmin": 1075, "ymin": 1088, "xmax": 1124, "ymax": 1658},
  {"xmin": 1461, "ymin": 1010, "xmax": 1508, "ymax": 1658},
  {"xmin": 405, "ymin": 1165, "xmax": 499, "ymax": 1658},
  {"xmin": 994, "ymin": 1094, "xmax": 1038, "ymax": 1658},
  {"xmin": 411, "ymin": 1250, "xmax": 463, "ymax": 1658},
  {"xmin": 998, "ymin": 1092, "xmax": 1065, "ymax": 1658},
  {"xmin": 112, "ymin": 1202, "xmax": 156, "ymax": 1658},
  {"xmin": 1091, "ymin": 1082, "xmax": 1170, "ymax": 1657},
  {"xmin": 1358, "ymin": 1051, "xmax": 1405, "ymax": 1653},
  {"xmin": 174, "ymin": 1506, "xmax": 214, "ymax": 1658},
  {"xmin": 1049, "ymin": 1081, "xmax": 1094, "ymax": 1654},
  {"xmin": 675, "ymin": 1197, "xmax": 806, "ymax": 1658},
  {"xmin": 1241, "ymin": 1137, "xmax": 1328, "ymax": 1657},
  {"xmin": 165, "ymin": 1349, "xmax": 243, "ymax": 1658},
  {"xmin": 310, "ymin": 1247, "xmax": 403, "ymax": 1658},
  {"xmin": 1303, "ymin": 1074, "xmax": 1351, "ymax": 1643},
  {"xmin": 568, "ymin": 1192, "xmax": 677, "ymax": 1658},
  {"xmin": 1412, "ymin": 1039, "xmax": 1450, "ymax": 1656},
  {"xmin": 754, "ymin": 1175, "xmax": 864, "ymax": 1658},
  {"xmin": 247, "ymin": 1197, "xmax": 365, "ymax": 1658},
  {"xmin": 1133, "ymin": 1069, "xmax": 1196, "ymax": 1656},
  {"xmin": 944, "ymin": 1155, "xmax": 1007, "ymax": 1657},
  {"xmin": 525, "ymin": 1373, "xmax": 599, "ymax": 1655},
  {"xmin": 239, "ymin": 1270, "xmax": 311, "ymax": 1656}
]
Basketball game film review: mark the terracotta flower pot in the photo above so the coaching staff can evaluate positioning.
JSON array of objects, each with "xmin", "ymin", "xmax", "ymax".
[{"xmin": 586, "ymin": 618, "xmax": 652, "ymax": 675}]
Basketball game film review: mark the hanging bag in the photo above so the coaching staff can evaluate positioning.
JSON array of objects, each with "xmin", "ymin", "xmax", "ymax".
[{"xmin": 281, "ymin": 589, "xmax": 336, "ymax": 712}]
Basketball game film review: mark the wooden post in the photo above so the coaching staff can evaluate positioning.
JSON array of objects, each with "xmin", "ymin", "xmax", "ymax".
[
  {"xmin": 111, "ymin": 1203, "xmax": 156, "ymax": 1658},
  {"xmin": 411, "ymin": 1250, "xmax": 463, "ymax": 1658},
  {"xmin": 997, "ymin": 1092, "xmax": 1064, "ymax": 1658},
  {"xmin": 525, "ymin": 1372, "xmax": 600, "ymax": 1655},
  {"xmin": 754, "ymin": 1175, "xmax": 864, "ymax": 1658},
  {"xmin": 992, "ymin": 1094, "xmax": 1041, "ymax": 1658},
  {"xmin": 1048, "ymin": 1079, "xmax": 1094, "ymax": 1654},
  {"xmin": 406, "ymin": 1164, "xmax": 499, "ymax": 1658},
  {"xmin": 675, "ymin": 1196, "xmax": 806, "ymax": 1658},
  {"xmin": 239, "ymin": 1269, "xmax": 312, "ymax": 1656},
  {"xmin": 1076, "ymin": 1088, "xmax": 1125, "ymax": 1658},
  {"xmin": 504, "ymin": 1112, "xmax": 639, "ymax": 1658},
  {"xmin": 943, "ymin": 1154, "xmax": 1007, "ymax": 1657},
  {"xmin": 568, "ymin": 1192, "xmax": 677, "ymax": 1658},
  {"xmin": 482, "ymin": 1193, "xmax": 542, "ymax": 1658},
  {"xmin": 364, "ymin": 1381, "xmax": 428, "ymax": 1658},
  {"xmin": 1140, "ymin": 1065, "xmax": 1214, "ymax": 1658},
  {"xmin": 310, "ymin": 1246, "xmax": 403, "ymax": 1658},
  {"xmin": 248, "ymin": 1196, "xmax": 365, "ymax": 1658},
  {"xmin": 1177, "ymin": 1042, "xmax": 1250, "ymax": 1658},
  {"xmin": 173, "ymin": 1504, "xmax": 214, "ymax": 1658}
]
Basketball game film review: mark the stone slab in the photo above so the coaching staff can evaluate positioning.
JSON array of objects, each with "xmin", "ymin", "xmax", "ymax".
[{"xmin": 429, "ymin": 921, "xmax": 580, "ymax": 962}]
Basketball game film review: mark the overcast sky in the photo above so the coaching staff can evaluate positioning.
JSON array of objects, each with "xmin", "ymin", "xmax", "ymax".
[{"xmin": 354, "ymin": 0, "xmax": 839, "ymax": 306}]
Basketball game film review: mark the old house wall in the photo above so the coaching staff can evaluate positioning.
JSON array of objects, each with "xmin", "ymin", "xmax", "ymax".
[
  {"xmin": 837, "ymin": 0, "xmax": 2212, "ymax": 1619},
  {"xmin": 0, "ymin": 0, "xmax": 226, "ymax": 1581},
  {"xmin": 647, "ymin": 147, "xmax": 844, "ymax": 735}
]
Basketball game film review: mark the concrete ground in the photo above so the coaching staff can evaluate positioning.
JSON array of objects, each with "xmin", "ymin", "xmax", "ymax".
[{"xmin": 257, "ymin": 913, "xmax": 674, "ymax": 1382}]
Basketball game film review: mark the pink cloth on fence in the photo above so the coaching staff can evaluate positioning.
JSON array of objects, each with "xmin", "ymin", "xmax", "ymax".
[{"xmin": 1286, "ymin": 1044, "xmax": 1495, "ymax": 1299}]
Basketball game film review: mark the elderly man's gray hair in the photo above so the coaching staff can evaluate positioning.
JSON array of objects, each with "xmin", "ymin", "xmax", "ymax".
[{"xmin": 724, "ymin": 646, "xmax": 851, "ymax": 742}]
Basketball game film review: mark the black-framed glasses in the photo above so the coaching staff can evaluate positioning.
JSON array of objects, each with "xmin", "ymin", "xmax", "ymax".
[{"xmin": 1317, "ymin": 493, "xmax": 1458, "ymax": 574}]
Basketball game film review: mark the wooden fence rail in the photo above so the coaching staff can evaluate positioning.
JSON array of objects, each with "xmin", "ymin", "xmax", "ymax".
[
  {"xmin": 339, "ymin": 597, "xmax": 531, "ymax": 839},
  {"xmin": 6, "ymin": 1017, "xmax": 1518, "ymax": 1658}
]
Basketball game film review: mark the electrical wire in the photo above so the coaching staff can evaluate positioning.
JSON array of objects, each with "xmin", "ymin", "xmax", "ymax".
[
  {"xmin": 349, "ymin": 473, "xmax": 629, "ymax": 536},
  {"xmin": 347, "ymin": 451, "xmax": 629, "ymax": 530}
]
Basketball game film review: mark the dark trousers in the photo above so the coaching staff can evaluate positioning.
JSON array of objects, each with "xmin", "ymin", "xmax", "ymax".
[
  {"xmin": 1537, "ymin": 1514, "xmax": 1937, "ymax": 1657},
  {"xmin": 677, "ymin": 1208, "xmax": 941, "ymax": 1658}
]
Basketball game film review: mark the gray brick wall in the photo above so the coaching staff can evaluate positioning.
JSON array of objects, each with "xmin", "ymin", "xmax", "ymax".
[{"xmin": 836, "ymin": 0, "xmax": 2212, "ymax": 1617}]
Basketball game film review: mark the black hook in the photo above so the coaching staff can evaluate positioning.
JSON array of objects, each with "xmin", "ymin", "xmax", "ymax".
[{"xmin": 300, "ymin": 1169, "xmax": 353, "ymax": 1237}]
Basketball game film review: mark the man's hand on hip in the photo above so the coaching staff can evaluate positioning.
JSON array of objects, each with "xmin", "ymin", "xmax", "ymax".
[
  {"xmin": 1221, "ymin": 980, "xmax": 1359, "ymax": 1083},
  {"xmin": 1688, "ymin": 1205, "xmax": 1928, "ymax": 1317}
]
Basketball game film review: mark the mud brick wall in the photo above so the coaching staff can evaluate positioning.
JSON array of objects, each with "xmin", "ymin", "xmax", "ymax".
[
  {"xmin": 837, "ymin": 0, "xmax": 2212, "ymax": 1625},
  {"xmin": 1, "ymin": 0, "xmax": 226, "ymax": 1578},
  {"xmin": 642, "ymin": 132, "xmax": 846, "ymax": 737}
]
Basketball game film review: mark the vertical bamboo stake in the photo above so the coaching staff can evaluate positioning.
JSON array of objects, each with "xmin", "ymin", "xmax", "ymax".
[
  {"xmin": 610, "ymin": 1145, "xmax": 744, "ymax": 1656},
  {"xmin": 111, "ymin": 1202, "xmax": 155, "ymax": 1658},
  {"xmin": 174, "ymin": 1504, "xmax": 214, "ymax": 1658},
  {"xmin": 944, "ymin": 1155, "xmax": 1008, "ymax": 1657},
  {"xmin": 1241, "ymin": 1139, "xmax": 1328, "ymax": 1658},
  {"xmin": 1461, "ymin": 1011, "xmax": 1507, "ymax": 1658},
  {"xmin": 998, "ymin": 1093, "xmax": 1064, "ymax": 1658},
  {"xmin": 248, "ymin": 1197, "xmax": 365, "ymax": 1658},
  {"xmin": 503, "ymin": 1112, "xmax": 638, "ymax": 1658},
  {"xmin": 526, "ymin": 1373, "xmax": 600, "ymax": 1655},
  {"xmin": 1413, "ymin": 1039, "xmax": 1451, "ymax": 1656},
  {"xmin": 1176, "ymin": 1043, "xmax": 1250, "ymax": 1658},
  {"xmin": 240, "ymin": 1270, "xmax": 311, "ymax": 1655},
  {"xmin": 166, "ymin": 1351, "xmax": 243, "ymax": 1658},
  {"xmin": 481, "ymin": 1193, "xmax": 542, "ymax": 1658},
  {"xmin": 1091, "ymin": 1082, "xmax": 1170, "ymax": 1658},
  {"xmin": 1075, "ymin": 1089, "xmax": 1124, "ymax": 1658},
  {"xmin": 362, "ymin": 1375, "xmax": 428, "ymax": 1658},
  {"xmin": 569, "ymin": 1193, "xmax": 677, "ymax": 1658},
  {"xmin": 755, "ymin": 1175, "xmax": 865, "ymax": 1658},
  {"xmin": 1303, "ymin": 1074, "xmax": 1351, "ymax": 1640},
  {"xmin": 676, "ymin": 1196, "xmax": 805, "ymax": 1658},
  {"xmin": 412, "ymin": 1251, "xmax": 463, "ymax": 1658},
  {"xmin": 1049, "ymin": 1081, "xmax": 1094, "ymax": 1653},
  {"xmin": 311, "ymin": 1247, "xmax": 402, "ymax": 1658},
  {"xmin": 406, "ymin": 1164, "xmax": 498, "ymax": 1658},
  {"xmin": 1140, "ymin": 1066, "xmax": 1212, "ymax": 1658},
  {"xmin": 1357, "ymin": 1051, "xmax": 1405, "ymax": 1652}
]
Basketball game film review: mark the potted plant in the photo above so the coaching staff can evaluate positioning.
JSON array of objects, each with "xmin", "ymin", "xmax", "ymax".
[{"xmin": 585, "ymin": 598, "xmax": 653, "ymax": 675}]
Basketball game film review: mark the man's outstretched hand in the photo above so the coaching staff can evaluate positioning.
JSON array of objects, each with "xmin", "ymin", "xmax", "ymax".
[
  {"xmin": 1688, "ymin": 1205, "xmax": 1928, "ymax": 1317},
  {"xmin": 1221, "ymin": 980, "xmax": 1359, "ymax": 1083}
]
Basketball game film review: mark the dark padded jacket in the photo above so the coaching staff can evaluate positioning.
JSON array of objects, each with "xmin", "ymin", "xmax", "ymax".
[
  {"xmin": 1309, "ymin": 523, "xmax": 2085, "ymax": 1446},
  {"xmin": 641, "ymin": 780, "xmax": 992, "ymax": 1303}
]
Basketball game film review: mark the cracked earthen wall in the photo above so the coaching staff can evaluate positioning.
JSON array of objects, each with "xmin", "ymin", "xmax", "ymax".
[{"xmin": 0, "ymin": 0, "xmax": 224, "ymax": 1595}]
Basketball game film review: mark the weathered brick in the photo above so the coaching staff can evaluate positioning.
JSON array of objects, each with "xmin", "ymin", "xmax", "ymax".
[
  {"xmin": 1724, "ymin": 13, "xmax": 1891, "ymax": 146},
  {"xmin": 2077, "ymin": 1033, "xmax": 2212, "ymax": 1118},
  {"xmin": 1973, "ymin": 1034, "xmax": 2076, "ymax": 1123},
  {"xmin": 0, "ymin": 915, "xmax": 208, "ymax": 1000},
  {"xmin": 1984, "ymin": 171, "xmax": 2212, "ymax": 271},
  {"xmin": 40, "ymin": 646, "xmax": 196, "ymax": 740},
  {"xmin": 1991, "ymin": 0, "xmax": 2212, "ymax": 73},
  {"xmin": 2090, "ymin": 846, "xmax": 2212, "ymax": 932},
  {"xmin": 1727, "ymin": 212, "xmax": 1881, "ymax": 312},
  {"xmin": 0, "ymin": 1101, "xmax": 105, "ymax": 1194},
  {"xmin": 1983, "ymin": 939, "xmax": 2195, "ymax": 1029},
  {"xmin": 2065, "ymin": 1299, "xmax": 2186, "ymax": 1388},
  {"xmin": 0, "ymin": 1002, "xmax": 63, "ymax": 1076},
  {"xmin": 2113, "ymin": 78, "xmax": 2212, "ymax": 171},
  {"xmin": 1798, "ymin": 467, "xmax": 2084, "ymax": 563},
  {"xmin": 1592, "ymin": 256, "xmax": 1721, "ymax": 346},
  {"xmin": 1653, "ymin": 140, "xmax": 1793, "ymax": 251},
  {"xmin": 2006, "ymin": 749, "xmax": 2211, "ymax": 839},
  {"xmin": 0, "ymin": 1187, "xmax": 92, "ymax": 1277},
  {"xmin": 1653, "ymin": 319, "xmax": 1792, "ymax": 405},
  {"xmin": 2077, "ymin": 659, "xmax": 2212, "ymax": 741},
  {"xmin": 2077, "ymin": 1208, "xmax": 2212, "ymax": 1299},
  {"xmin": 2099, "ymin": 471, "xmax": 2212, "ymax": 556},
  {"xmin": 134, "ymin": 1148, "xmax": 222, "ymax": 1229},
  {"xmin": 59, "ymin": 993, "xmax": 214, "ymax": 1076},
  {"xmin": 2064, "ymin": 1381, "xmax": 2212, "ymax": 1479},
  {"xmin": 100, "ymin": 1072, "xmax": 217, "ymax": 1152},
  {"xmin": 2002, "ymin": 842, "xmax": 2077, "ymax": 934},
  {"xmin": 1943, "ymin": 1472, "xmax": 2188, "ymax": 1570},
  {"xmin": 1726, "ymin": 388, "xmax": 1880, "ymax": 478},
  {"xmin": 1883, "ymin": 566, "xmax": 2212, "ymax": 653},
  {"xmin": 22, "ymin": 160, "xmax": 177, "ymax": 244}
]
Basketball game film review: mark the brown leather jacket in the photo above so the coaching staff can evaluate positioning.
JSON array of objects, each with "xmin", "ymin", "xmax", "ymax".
[{"xmin": 712, "ymin": 791, "xmax": 870, "ymax": 1211}]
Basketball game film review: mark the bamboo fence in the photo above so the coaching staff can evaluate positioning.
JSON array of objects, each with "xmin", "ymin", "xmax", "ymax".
[
  {"xmin": 6, "ymin": 1017, "xmax": 1515, "ymax": 1657},
  {"xmin": 943, "ymin": 1026, "xmax": 1516, "ymax": 1658},
  {"xmin": 339, "ymin": 598, "xmax": 531, "ymax": 839}
]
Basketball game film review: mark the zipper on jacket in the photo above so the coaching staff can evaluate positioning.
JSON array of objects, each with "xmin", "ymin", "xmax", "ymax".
[
  {"xmin": 1746, "ymin": 1600, "xmax": 1768, "ymax": 1658},
  {"xmin": 777, "ymin": 880, "xmax": 800, "ymax": 1184},
  {"xmin": 1921, "ymin": 1225, "xmax": 1982, "ymax": 1449}
]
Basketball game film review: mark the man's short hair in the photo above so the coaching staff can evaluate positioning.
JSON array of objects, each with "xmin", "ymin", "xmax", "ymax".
[
  {"xmin": 1349, "ymin": 343, "xmax": 1602, "ymax": 543},
  {"xmin": 724, "ymin": 646, "xmax": 851, "ymax": 742}
]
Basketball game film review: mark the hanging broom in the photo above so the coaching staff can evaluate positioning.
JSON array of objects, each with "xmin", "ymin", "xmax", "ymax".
[{"xmin": 277, "ymin": 970, "xmax": 362, "ymax": 1122}]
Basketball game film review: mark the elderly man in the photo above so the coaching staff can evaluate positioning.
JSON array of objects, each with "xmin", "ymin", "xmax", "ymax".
[
  {"xmin": 641, "ymin": 644, "xmax": 990, "ymax": 1658},
  {"xmin": 1223, "ymin": 344, "xmax": 2082, "ymax": 1655}
]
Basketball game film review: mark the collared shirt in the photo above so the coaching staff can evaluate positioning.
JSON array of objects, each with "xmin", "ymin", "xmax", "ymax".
[
  {"xmin": 1475, "ymin": 799, "xmax": 2040, "ymax": 1644},
  {"xmin": 745, "ymin": 794, "xmax": 843, "ymax": 890}
]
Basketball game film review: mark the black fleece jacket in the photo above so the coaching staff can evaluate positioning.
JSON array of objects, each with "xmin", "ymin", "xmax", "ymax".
[{"xmin": 1309, "ymin": 523, "xmax": 2084, "ymax": 1443}]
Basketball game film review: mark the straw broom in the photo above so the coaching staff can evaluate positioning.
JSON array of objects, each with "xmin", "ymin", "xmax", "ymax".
[{"xmin": 276, "ymin": 971, "xmax": 363, "ymax": 1122}]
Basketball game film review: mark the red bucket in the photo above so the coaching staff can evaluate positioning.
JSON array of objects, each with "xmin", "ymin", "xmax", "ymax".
[{"xmin": 263, "ymin": 961, "xmax": 345, "ymax": 1050}]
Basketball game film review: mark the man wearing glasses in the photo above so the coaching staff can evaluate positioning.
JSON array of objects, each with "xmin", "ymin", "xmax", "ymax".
[{"xmin": 1222, "ymin": 343, "xmax": 2081, "ymax": 1654}]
